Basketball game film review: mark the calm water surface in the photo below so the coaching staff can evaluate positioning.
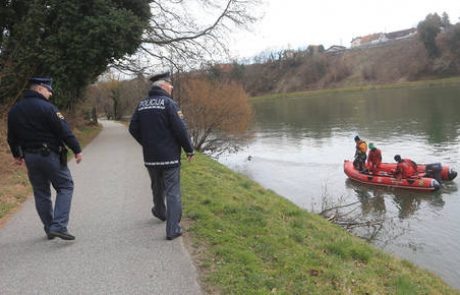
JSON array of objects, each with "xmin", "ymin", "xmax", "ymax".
[{"xmin": 217, "ymin": 85, "xmax": 460, "ymax": 289}]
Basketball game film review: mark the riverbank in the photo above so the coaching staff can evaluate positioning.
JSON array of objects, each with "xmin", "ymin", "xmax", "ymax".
[
  {"xmin": 0, "ymin": 124, "xmax": 102, "ymax": 223},
  {"xmin": 252, "ymin": 76, "xmax": 460, "ymax": 101},
  {"xmin": 182, "ymin": 153, "xmax": 459, "ymax": 294}
]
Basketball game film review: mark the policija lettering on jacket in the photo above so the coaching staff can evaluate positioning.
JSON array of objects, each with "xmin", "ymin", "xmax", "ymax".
[{"xmin": 129, "ymin": 72, "xmax": 194, "ymax": 241}]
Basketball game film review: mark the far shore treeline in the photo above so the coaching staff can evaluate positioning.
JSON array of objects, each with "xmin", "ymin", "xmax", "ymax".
[{"xmin": 215, "ymin": 13, "xmax": 460, "ymax": 97}]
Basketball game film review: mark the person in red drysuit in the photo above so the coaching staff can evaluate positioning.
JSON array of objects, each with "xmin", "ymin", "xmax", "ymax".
[
  {"xmin": 366, "ymin": 143, "xmax": 382, "ymax": 172},
  {"xmin": 394, "ymin": 154, "xmax": 417, "ymax": 180}
]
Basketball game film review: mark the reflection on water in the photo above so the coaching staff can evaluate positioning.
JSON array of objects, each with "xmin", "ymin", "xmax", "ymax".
[
  {"xmin": 218, "ymin": 84, "xmax": 460, "ymax": 289},
  {"xmin": 254, "ymin": 86, "xmax": 460, "ymax": 144},
  {"xmin": 345, "ymin": 179, "xmax": 451, "ymax": 219}
]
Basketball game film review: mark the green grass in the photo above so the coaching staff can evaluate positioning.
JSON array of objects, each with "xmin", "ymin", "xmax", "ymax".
[
  {"xmin": 73, "ymin": 124, "xmax": 103, "ymax": 147},
  {"xmin": 182, "ymin": 153, "xmax": 459, "ymax": 294},
  {"xmin": 0, "ymin": 203, "xmax": 15, "ymax": 219},
  {"xmin": 252, "ymin": 76, "xmax": 460, "ymax": 101}
]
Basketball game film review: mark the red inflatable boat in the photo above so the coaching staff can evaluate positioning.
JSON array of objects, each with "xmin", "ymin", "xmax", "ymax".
[{"xmin": 344, "ymin": 160, "xmax": 441, "ymax": 191}]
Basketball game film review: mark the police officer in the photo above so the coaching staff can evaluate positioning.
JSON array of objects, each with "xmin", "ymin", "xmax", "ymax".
[
  {"xmin": 129, "ymin": 72, "xmax": 194, "ymax": 240},
  {"xmin": 7, "ymin": 77, "xmax": 82, "ymax": 240}
]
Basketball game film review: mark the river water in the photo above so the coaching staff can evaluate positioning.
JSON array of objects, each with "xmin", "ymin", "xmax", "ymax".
[{"xmin": 216, "ymin": 84, "xmax": 460, "ymax": 289}]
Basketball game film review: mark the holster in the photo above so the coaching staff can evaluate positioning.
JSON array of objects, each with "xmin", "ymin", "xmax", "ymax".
[
  {"xmin": 40, "ymin": 144, "xmax": 51, "ymax": 157},
  {"xmin": 17, "ymin": 146, "xmax": 24, "ymax": 159},
  {"xmin": 59, "ymin": 145, "xmax": 68, "ymax": 166}
]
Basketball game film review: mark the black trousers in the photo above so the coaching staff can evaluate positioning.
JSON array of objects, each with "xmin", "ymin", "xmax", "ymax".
[{"xmin": 146, "ymin": 166, "xmax": 182, "ymax": 237}]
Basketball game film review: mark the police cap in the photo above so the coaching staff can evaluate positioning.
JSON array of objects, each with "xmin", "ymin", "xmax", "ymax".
[
  {"xmin": 149, "ymin": 72, "xmax": 171, "ymax": 83},
  {"xmin": 29, "ymin": 77, "xmax": 53, "ymax": 93}
]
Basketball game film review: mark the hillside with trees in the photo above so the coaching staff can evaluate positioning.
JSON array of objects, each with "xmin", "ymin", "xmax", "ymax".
[{"xmin": 216, "ymin": 13, "xmax": 460, "ymax": 97}]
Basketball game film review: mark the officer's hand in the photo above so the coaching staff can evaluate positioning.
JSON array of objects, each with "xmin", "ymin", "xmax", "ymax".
[
  {"xmin": 75, "ymin": 153, "xmax": 83, "ymax": 164},
  {"xmin": 14, "ymin": 158, "xmax": 24, "ymax": 166},
  {"xmin": 186, "ymin": 153, "xmax": 194, "ymax": 162}
]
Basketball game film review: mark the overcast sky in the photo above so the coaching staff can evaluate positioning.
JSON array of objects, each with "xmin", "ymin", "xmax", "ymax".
[{"xmin": 228, "ymin": 0, "xmax": 460, "ymax": 59}]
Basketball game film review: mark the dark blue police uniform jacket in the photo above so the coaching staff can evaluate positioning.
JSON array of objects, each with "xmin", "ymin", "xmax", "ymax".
[
  {"xmin": 129, "ymin": 86, "xmax": 193, "ymax": 168},
  {"xmin": 7, "ymin": 90, "xmax": 81, "ymax": 157}
]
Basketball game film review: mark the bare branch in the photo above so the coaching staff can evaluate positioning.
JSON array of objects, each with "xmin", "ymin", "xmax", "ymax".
[
  {"xmin": 143, "ymin": 0, "xmax": 233, "ymax": 45},
  {"xmin": 112, "ymin": 0, "xmax": 262, "ymax": 74}
]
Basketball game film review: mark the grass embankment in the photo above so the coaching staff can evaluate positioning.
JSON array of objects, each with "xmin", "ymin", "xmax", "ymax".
[
  {"xmin": 252, "ymin": 76, "xmax": 460, "ymax": 101},
  {"xmin": 182, "ymin": 154, "xmax": 458, "ymax": 294},
  {"xmin": 0, "ymin": 124, "xmax": 102, "ymax": 222}
]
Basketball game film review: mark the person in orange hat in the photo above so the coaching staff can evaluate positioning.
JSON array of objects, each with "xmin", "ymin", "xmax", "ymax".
[{"xmin": 353, "ymin": 135, "xmax": 367, "ymax": 171}]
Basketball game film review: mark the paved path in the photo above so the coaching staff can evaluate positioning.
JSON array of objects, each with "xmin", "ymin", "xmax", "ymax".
[{"xmin": 0, "ymin": 121, "xmax": 203, "ymax": 295}]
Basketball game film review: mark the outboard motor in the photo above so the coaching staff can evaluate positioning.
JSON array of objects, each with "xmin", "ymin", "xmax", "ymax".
[
  {"xmin": 425, "ymin": 163, "xmax": 442, "ymax": 183},
  {"xmin": 448, "ymin": 168, "xmax": 457, "ymax": 181}
]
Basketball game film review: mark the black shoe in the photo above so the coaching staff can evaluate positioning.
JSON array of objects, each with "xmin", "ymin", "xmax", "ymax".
[
  {"xmin": 151, "ymin": 208, "xmax": 166, "ymax": 222},
  {"xmin": 46, "ymin": 233, "xmax": 55, "ymax": 240},
  {"xmin": 48, "ymin": 231, "xmax": 75, "ymax": 240},
  {"xmin": 166, "ymin": 232, "xmax": 183, "ymax": 241}
]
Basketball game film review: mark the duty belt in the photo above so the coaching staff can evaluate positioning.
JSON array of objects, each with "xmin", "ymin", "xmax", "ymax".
[{"xmin": 23, "ymin": 144, "xmax": 58, "ymax": 156}]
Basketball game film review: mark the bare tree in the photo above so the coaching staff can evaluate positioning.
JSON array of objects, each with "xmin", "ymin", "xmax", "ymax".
[
  {"xmin": 113, "ymin": 0, "xmax": 263, "ymax": 74},
  {"xmin": 180, "ymin": 76, "xmax": 252, "ymax": 153},
  {"xmin": 85, "ymin": 74, "xmax": 150, "ymax": 120}
]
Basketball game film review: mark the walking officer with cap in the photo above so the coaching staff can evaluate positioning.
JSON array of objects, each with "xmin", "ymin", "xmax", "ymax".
[
  {"xmin": 129, "ymin": 72, "xmax": 194, "ymax": 240},
  {"xmin": 7, "ymin": 77, "xmax": 82, "ymax": 240}
]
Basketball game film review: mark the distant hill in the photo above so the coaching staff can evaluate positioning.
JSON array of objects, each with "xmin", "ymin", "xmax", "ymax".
[{"xmin": 227, "ymin": 37, "xmax": 460, "ymax": 97}]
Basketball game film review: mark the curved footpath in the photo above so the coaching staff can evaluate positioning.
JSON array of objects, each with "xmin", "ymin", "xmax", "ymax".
[{"xmin": 0, "ymin": 120, "xmax": 202, "ymax": 294}]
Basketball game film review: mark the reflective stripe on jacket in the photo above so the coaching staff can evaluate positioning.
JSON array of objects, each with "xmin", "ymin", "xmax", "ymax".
[{"xmin": 129, "ymin": 86, "xmax": 193, "ymax": 168}]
